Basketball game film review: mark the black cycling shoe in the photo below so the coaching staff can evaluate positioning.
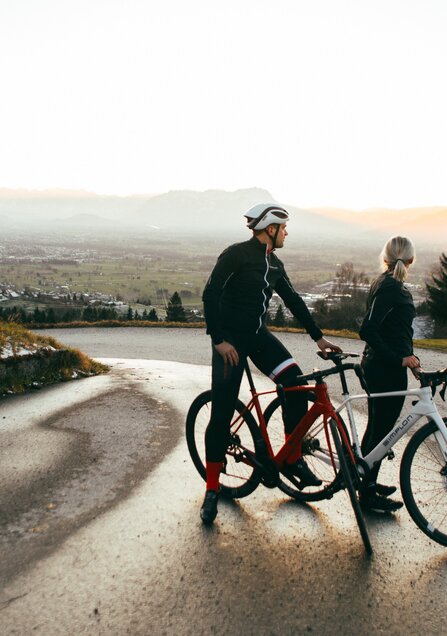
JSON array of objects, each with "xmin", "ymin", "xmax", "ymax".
[
  {"xmin": 360, "ymin": 491, "xmax": 403, "ymax": 513},
  {"xmin": 375, "ymin": 483, "xmax": 397, "ymax": 497},
  {"xmin": 200, "ymin": 490, "xmax": 219, "ymax": 525},
  {"xmin": 287, "ymin": 458, "xmax": 322, "ymax": 487}
]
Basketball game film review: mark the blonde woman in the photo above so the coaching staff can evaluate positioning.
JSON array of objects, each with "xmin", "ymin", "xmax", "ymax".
[{"xmin": 359, "ymin": 236, "xmax": 420, "ymax": 512}]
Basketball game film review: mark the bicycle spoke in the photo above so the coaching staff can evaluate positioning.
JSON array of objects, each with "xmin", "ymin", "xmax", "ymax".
[
  {"xmin": 186, "ymin": 391, "xmax": 261, "ymax": 499},
  {"xmin": 400, "ymin": 419, "xmax": 447, "ymax": 546}
]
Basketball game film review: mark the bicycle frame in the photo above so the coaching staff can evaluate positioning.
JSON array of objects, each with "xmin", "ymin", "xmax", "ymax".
[
  {"xmin": 336, "ymin": 385, "xmax": 447, "ymax": 472},
  {"xmin": 240, "ymin": 362, "xmax": 349, "ymax": 470}
]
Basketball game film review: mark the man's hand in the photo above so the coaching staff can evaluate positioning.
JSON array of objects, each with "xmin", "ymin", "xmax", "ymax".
[
  {"xmin": 316, "ymin": 337, "xmax": 342, "ymax": 357},
  {"xmin": 214, "ymin": 341, "xmax": 239, "ymax": 366}
]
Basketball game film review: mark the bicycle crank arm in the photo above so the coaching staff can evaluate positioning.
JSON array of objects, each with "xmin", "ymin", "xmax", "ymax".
[{"xmin": 235, "ymin": 448, "xmax": 280, "ymax": 488}]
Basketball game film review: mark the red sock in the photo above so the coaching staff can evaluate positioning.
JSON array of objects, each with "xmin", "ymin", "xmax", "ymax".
[{"xmin": 206, "ymin": 461, "xmax": 223, "ymax": 491}]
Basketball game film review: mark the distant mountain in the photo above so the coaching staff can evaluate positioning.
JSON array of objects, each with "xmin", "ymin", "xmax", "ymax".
[
  {"xmin": 132, "ymin": 188, "xmax": 275, "ymax": 228},
  {"xmin": 0, "ymin": 188, "xmax": 445, "ymax": 244},
  {"xmin": 130, "ymin": 189, "xmax": 370, "ymax": 239},
  {"xmin": 0, "ymin": 191, "xmax": 146, "ymax": 223}
]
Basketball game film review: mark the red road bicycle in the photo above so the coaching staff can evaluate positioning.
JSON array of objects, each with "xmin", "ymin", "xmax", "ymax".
[{"xmin": 186, "ymin": 352, "xmax": 373, "ymax": 554}]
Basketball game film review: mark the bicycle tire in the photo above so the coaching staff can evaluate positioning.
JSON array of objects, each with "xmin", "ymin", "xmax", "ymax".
[
  {"xmin": 330, "ymin": 417, "xmax": 373, "ymax": 555},
  {"xmin": 185, "ymin": 390, "xmax": 261, "ymax": 499},
  {"xmin": 264, "ymin": 396, "xmax": 348, "ymax": 502},
  {"xmin": 400, "ymin": 418, "xmax": 447, "ymax": 547}
]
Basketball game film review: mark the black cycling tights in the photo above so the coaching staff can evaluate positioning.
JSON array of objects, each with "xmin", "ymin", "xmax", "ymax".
[
  {"xmin": 361, "ymin": 358, "xmax": 408, "ymax": 484},
  {"xmin": 205, "ymin": 327, "xmax": 308, "ymax": 463}
]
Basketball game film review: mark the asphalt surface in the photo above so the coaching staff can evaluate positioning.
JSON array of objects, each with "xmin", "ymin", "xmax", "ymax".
[{"xmin": 1, "ymin": 328, "xmax": 446, "ymax": 635}]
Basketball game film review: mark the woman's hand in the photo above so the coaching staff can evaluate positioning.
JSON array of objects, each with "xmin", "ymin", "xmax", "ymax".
[
  {"xmin": 402, "ymin": 355, "xmax": 420, "ymax": 369},
  {"xmin": 214, "ymin": 341, "xmax": 239, "ymax": 366}
]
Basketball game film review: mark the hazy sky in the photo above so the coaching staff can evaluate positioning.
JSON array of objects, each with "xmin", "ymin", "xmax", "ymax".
[{"xmin": 1, "ymin": 0, "xmax": 446, "ymax": 209}]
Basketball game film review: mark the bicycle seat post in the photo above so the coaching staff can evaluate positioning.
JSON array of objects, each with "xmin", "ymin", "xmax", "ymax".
[
  {"xmin": 338, "ymin": 365, "xmax": 350, "ymax": 395},
  {"xmin": 244, "ymin": 360, "xmax": 256, "ymax": 393}
]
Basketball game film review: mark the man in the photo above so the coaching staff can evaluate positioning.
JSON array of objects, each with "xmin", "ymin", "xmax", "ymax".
[{"xmin": 200, "ymin": 203, "xmax": 340, "ymax": 524}]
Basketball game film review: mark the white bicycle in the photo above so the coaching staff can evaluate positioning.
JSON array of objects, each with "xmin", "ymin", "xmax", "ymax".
[{"xmin": 263, "ymin": 352, "xmax": 447, "ymax": 547}]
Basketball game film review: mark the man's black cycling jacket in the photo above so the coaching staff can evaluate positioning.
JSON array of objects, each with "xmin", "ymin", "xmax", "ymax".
[
  {"xmin": 202, "ymin": 236, "xmax": 323, "ymax": 345},
  {"xmin": 359, "ymin": 271, "xmax": 416, "ymax": 367}
]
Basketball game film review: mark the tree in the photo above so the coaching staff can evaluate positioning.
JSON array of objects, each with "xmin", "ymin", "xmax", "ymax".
[
  {"xmin": 148, "ymin": 308, "xmax": 158, "ymax": 321},
  {"xmin": 46, "ymin": 308, "xmax": 56, "ymax": 324},
  {"xmin": 272, "ymin": 304, "xmax": 286, "ymax": 327},
  {"xmin": 311, "ymin": 263, "xmax": 369, "ymax": 331},
  {"xmin": 82, "ymin": 306, "xmax": 96, "ymax": 322},
  {"xmin": 166, "ymin": 291, "xmax": 186, "ymax": 322},
  {"xmin": 426, "ymin": 252, "xmax": 447, "ymax": 337},
  {"xmin": 333, "ymin": 262, "xmax": 369, "ymax": 296},
  {"xmin": 33, "ymin": 306, "xmax": 43, "ymax": 323}
]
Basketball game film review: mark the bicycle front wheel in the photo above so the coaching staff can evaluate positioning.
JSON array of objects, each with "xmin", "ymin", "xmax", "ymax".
[
  {"xmin": 330, "ymin": 418, "xmax": 372, "ymax": 555},
  {"xmin": 400, "ymin": 418, "xmax": 447, "ymax": 547},
  {"xmin": 264, "ymin": 396, "xmax": 346, "ymax": 502},
  {"xmin": 185, "ymin": 390, "xmax": 261, "ymax": 499}
]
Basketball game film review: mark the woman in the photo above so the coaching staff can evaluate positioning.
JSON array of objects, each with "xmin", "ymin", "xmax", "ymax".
[{"xmin": 359, "ymin": 236, "xmax": 420, "ymax": 512}]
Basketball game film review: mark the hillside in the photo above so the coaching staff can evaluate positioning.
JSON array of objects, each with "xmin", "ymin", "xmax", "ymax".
[{"xmin": 0, "ymin": 187, "xmax": 445, "ymax": 245}]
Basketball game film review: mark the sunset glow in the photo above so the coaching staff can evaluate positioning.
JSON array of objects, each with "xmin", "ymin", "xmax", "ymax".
[{"xmin": 1, "ymin": 0, "xmax": 446, "ymax": 209}]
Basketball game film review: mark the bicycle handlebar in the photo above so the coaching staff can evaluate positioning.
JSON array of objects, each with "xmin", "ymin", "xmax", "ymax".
[
  {"xmin": 418, "ymin": 367, "xmax": 447, "ymax": 386},
  {"xmin": 304, "ymin": 352, "xmax": 447, "ymax": 400},
  {"xmin": 295, "ymin": 361, "xmax": 362, "ymax": 386},
  {"xmin": 418, "ymin": 368, "xmax": 447, "ymax": 401}
]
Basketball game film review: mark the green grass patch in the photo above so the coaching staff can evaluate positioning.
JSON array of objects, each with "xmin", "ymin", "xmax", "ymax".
[
  {"xmin": 0, "ymin": 320, "xmax": 108, "ymax": 396},
  {"xmin": 413, "ymin": 339, "xmax": 447, "ymax": 353}
]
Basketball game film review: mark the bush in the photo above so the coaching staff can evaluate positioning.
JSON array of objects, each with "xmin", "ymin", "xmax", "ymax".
[{"xmin": 426, "ymin": 252, "xmax": 447, "ymax": 337}]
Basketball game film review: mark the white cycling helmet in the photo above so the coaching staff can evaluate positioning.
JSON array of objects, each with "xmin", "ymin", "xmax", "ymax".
[{"xmin": 244, "ymin": 203, "xmax": 289, "ymax": 230}]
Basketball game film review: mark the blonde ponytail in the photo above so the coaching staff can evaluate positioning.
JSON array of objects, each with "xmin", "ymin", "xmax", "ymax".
[{"xmin": 380, "ymin": 236, "xmax": 415, "ymax": 282}]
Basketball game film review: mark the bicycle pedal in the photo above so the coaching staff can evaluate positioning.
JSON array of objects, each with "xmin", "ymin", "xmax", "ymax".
[{"xmin": 282, "ymin": 468, "xmax": 306, "ymax": 491}]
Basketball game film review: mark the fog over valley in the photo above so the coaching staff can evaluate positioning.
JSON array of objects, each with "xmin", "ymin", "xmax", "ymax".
[{"xmin": 1, "ymin": 188, "xmax": 446, "ymax": 249}]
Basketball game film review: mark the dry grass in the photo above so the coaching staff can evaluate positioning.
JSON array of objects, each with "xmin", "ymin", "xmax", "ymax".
[
  {"xmin": 25, "ymin": 320, "xmax": 205, "ymax": 329},
  {"xmin": 0, "ymin": 320, "xmax": 108, "ymax": 395},
  {"xmin": 413, "ymin": 339, "xmax": 447, "ymax": 353}
]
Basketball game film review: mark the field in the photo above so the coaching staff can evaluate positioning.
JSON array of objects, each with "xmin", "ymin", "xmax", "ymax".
[
  {"xmin": 0, "ymin": 258, "xmax": 207, "ymax": 307},
  {"xmin": 0, "ymin": 227, "xmax": 442, "ymax": 312}
]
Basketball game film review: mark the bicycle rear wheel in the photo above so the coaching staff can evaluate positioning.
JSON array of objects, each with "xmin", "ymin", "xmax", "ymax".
[
  {"xmin": 330, "ymin": 417, "xmax": 372, "ymax": 555},
  {"xmin": 400, "ymin": 418, "xmax": 447, "ymax": 547},
  {"xmin": 264, "ymin": 396, "xmax": 346, "ymax": 502},
  {"xmin": 185, "ymin": 390, "xmax": 261, "ymax": 499}
]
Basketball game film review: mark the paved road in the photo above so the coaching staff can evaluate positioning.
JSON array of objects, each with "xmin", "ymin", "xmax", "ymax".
[
  {"xmin": 0, "ymin": 329, "xmax": 446, "ymax": 634},
  {"xmin": 36, "ymin": 326, "xmax": 447, "ymax": 420}
]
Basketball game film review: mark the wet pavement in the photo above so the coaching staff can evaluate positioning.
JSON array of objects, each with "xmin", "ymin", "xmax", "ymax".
[{"xmin": 0, "ymin": 330, "xmax": 446, "ymax": 634}]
